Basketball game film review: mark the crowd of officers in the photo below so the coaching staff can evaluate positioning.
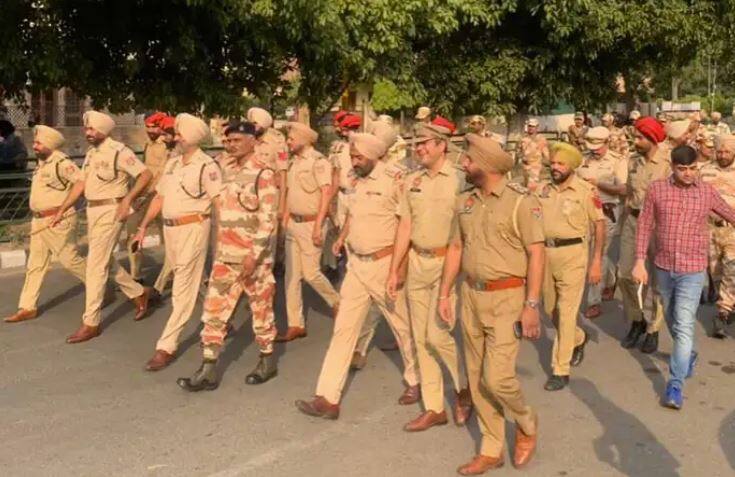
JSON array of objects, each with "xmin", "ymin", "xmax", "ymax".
[{"xmin": 3, "ymin": 104, "xmax": 734, "ymax": 475}]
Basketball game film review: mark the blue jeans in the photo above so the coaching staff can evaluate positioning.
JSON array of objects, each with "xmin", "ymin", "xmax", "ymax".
[{"xmin": 655, "ymin": 267, "xmax": 706, "ymax": 389}]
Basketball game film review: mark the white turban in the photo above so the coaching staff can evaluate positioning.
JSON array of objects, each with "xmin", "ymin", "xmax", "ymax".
[
  {"xmin": 175, "ymin": 113, "xmax": 210, "ymax": 145},
  {"xmin": 369, "ymin": 121, "xmax": 398, "ymax": 148},
  {"xmin": 34, "ymin": 125, "xmax": 65, "ymax": 150},
  {"xmin": 350, "ymin": 133, "xmax": 387, "ymax": 161},
  {"xmin": 666, "ymin": 120, "xmax": 691, "ymax": 140},
  {"xmin": 83, "ymin": 110, "xmax": 116, "ymax": 136},
  {"xmin": 247, "ymin": 107, "xmax": 273, "ymax": 129}
]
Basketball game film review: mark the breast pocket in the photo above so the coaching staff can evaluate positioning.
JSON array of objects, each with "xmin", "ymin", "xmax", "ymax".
[
  {"xmin": 94, "ymin": 159, "xmax": 117, "ymax": 181},
  {"xmin": 561, "ymin": 197, "xmax": 587, "ymax": 230},
  {"xmin": 297, "ymin": 170, "xmax": 319, "ymax": 193}
]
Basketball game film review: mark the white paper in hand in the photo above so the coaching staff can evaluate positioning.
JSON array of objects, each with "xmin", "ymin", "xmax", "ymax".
[{"xmin": 637, "ymin": 282, "xmax": 644, "ymax": 310}]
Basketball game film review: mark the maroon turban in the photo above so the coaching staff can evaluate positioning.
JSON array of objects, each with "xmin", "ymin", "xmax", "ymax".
[
  {"xmin": 634, "ymin": 117, "xmax": 665, "ymax": 144},
  {"xmin": 339, "ymin": 114, "xmax": 361, "ymax": 130},
  {"xmin": 432, "ymin": 116, "xmax": 456, "ymax": 134}
]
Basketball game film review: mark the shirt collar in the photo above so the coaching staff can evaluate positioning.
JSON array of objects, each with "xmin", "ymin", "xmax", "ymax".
[
  {"xmin": 668, "ymin": 175, "xmax": 700, "ymax": 187},
  {"xmin": 366, "ymin": 160, "xmax": 385, "ymax": 180},
  {"xmin": 421, "ymin": 157, "xmax": 452, "ymax": 177}
]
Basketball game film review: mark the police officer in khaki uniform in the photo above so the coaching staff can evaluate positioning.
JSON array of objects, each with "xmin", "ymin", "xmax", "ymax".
[
  {"xmin": 537, "ymin": 142, "xmax": 605, "ymax": 391},
  {"xmin": 133, "ymin": 114, "xmax": 222, "ymax": 370},
  {"xmin": 567, "ymin": 112, "xmax": 588, "ymax": 151},
  {"xmin": 438, "ymin": 134, "xmax": 542, "ymax": 473},
  {"xmin": 700, "ymin": 135, "xmax": 735, "ymax": 338},
  {"xmin": 295, "ymin": 133, "xmax": 420, "ymax": 419},
  {"xmin": 708, "ymin": 111, "xmax": 731, "ymax": 136},
  {"xmin": 53, "ymin": 111, "xmax": 152, "ymax": 343},
  {"xmin": 247, "ymin": 107, "xmax": 289, "ymax": 216},
  {"xmin": 277, "ymin": 122, "xmax": 340, "ymax": 341},
  {"xmin": 695, "ymin": 131, "xmax": 715, "ymax": 170},
  {"xmin": 577, "ymin": 127, "xmax": 628, "ymax": 318},
  {"xmin": 386, "ymin": 123, "xmax": 471, "ymax": 432},
  {"xmin": 4, "ymin": 126, "xmax": 87, "ymax": 323},
  {"xmin": 127, "ymin": 111, "xmax": 170, "ymax": 282},
  {"xmin": 515, "ymin": 118, "xmax": 550, "ymax": 191},
  {"xmin": 618, "ymin": 117, "xmax": 668, "ymax": 353}
]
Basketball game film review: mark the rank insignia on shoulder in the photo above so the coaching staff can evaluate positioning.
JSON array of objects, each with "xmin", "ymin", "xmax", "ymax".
[{"xmin": 507, "ymin": 182, "xmax": 529, "ymax": 195}]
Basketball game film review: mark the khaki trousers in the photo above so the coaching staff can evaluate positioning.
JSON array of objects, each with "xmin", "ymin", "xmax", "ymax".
[
  {"xmin": 315, "ymin": 255, "xmax": 418, "ymax": 404},
  {"xmin": 82, "ymin": 205, "xmax": 144, "ymax": 326},
  {"xmin": 618, "ymin": 214, "xmax": 663, "ymax": 333},
  {"xmin": 709, "ymin": 224, "xmax": 735, "ymax": 313},
  {"xmin": 543, "ymin": 244, "xmax": 588, "ymax": 376},
  {"xmin": 407, "ymin": 251, "xmax": 464, "ymax": 412},
  {"xmin": 155, "ymin": 220, "xmax": 210, "ymax": 353},
  {"xmin": 587, "ymin": 213, "xmax": 617, "ymax": 306},
  {"xmin": 126, "ymin": 196, "xmax": 159, "ymax": 280},
  {"xmin": 461, "ymin": 283, "xmax": 536, "ymax": 457},
  {"xmin": 285, "ymin": 220, "xmax": 339, "ymax": 328},
  {"xmin": 18, "ymin": 214, "xmax": 86, "ymax": 310}
]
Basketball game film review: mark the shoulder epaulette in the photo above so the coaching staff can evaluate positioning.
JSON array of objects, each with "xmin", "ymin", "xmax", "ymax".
[{"xmin": 507, "ymin": 181, "xmax": 529, "ymax": 195}]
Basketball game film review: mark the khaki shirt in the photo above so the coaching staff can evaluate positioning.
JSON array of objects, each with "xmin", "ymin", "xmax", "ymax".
[
  {"xmin": 537, "ymin": 176, "xmax": 604, "ymax": 239},
  {"xmin": 700, "ymin": 161, "xmax": 735, "ymax": 209},
  {"xmin": 398, "ymin": 159, "xmax": 464, "ymax": 249},
  {"xmin": 261, "ymin": 128, "xmax": 289, "ymax": 172},
  {"xmin": 345, "ymin": 161, "xmax": 402, "ymax": 254},
  {"xmin": 329, "ymin": 139, "xmax": 353, "ymax": 190},
  {"xmin": 286, "ymin": 146, "xmax": 332, "ymax": 216},
  {"xmin": 156, "ymin": 149, "xmax": 222, "ymax": 218},
  {"xmin": 29, "ymin": 150, "xmax": 80, "ymax": 211},
  {"xmin": 626, "ymin": 149, "xmax": 671, "ymax": 210},
  {"xmin": 76, "ymin": 137, "xmax": 146, "ymax": 200},
  {"xmin": 451, "ymin": 178, "xmax": 545, "ymax": 281},
  {"xmin": 577, "ymin": 150, "xmax": 627, "ymax": 204},
  {"xmin": 143, "ymin": 137, "xmax": 169, "ymax": 192}
]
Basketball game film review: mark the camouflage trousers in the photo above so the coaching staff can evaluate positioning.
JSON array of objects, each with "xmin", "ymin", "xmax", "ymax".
[
  {"xmin": 200, "ymin": 259, "xmax": 277, "ymax": 358},
  {"xmin": 709, "ymin": 224, "xmax": 735, "ymax": 313}
]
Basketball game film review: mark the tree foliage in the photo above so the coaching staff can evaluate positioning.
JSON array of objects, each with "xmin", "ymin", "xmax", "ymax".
[{"xmin": 0, "ymin": 0, "xmax": 724, "ymax": 120}]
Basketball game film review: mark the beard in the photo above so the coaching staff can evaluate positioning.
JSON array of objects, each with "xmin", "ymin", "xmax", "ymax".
[
  {"xmin": 465, "ymin": 169, "xmax": 485, "ymax": 187},
  {"xmin": 551, "ymin": 168, "xmax": 572, "ymax": 184},
  {"xmin": 353, "ymin": 162, "xmax": 375, "ymax": 178}
]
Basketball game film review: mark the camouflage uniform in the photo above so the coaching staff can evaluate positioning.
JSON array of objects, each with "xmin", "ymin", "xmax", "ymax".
[
  {"xmin": 200, "ymin": 159, "xmax": 279, "ymax": 359},
  {"xmin": 700, "ymin": 161, "xmax": 735, "ymax": 314},
  {"xmin": 515, "ymin": 134, "xmax": 550, "ymax": 189},
  {"xmin": 606, "ymin": 125, "xmax": 629, "ymax": 159},
  {"xmin": 567, "ymin": 124, "xmax": 588, "ymax": 151}
]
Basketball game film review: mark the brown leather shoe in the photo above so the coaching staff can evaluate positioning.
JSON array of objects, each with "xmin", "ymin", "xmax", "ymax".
[
  {"xmin": 133, "ymin": 287, "xmax": 152, "ymax": 321},
  {"xmin": 295, "ymin": 396, "xmax": 340, "ymax": 420},
  {"xmin": 453, "ymin": 388, "xmax": 473, "ymax": 426},
  {"xmin": 513, "ymin": 414, "xmax": 538, "ymax": 469},
  {"xmin": 4, "ymin": 308, "xmax": 38, "ymax": 323},
  {"xmin": 403, "ymin": 410, "xmax": 448, "ymax": 432},
  {"xmin": 398, "ymin": 384, "xmax": 420, "ymax": 405},
  {"xmin": 274, "ymin": 326, "xmax": 307, "ymax": 342},
  {"xmin": 457, "ymin": 455, "xmax": 504, "ymax": 475},
  {"xmin": 601, "ymin": 286, "xmax": 615, "ymax": 301},
  {"xmin": 145, "ymin": 349, "xmax": 175, "ymax": 371},
  {"xmin": 66, "ymin": 324, "xmax": 100, "ymax": 344},
  {"xmin": 350, "ymin": 351, "xmax": 367, "ymax": 370},
  {"xmin": 584, "ymin": 304, "xmax": 601, "ymax": 319}
]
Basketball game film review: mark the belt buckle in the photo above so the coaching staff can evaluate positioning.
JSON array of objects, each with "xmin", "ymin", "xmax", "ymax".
[
  {"xmin": 545, "ymin": 238, "xmax": 555, "ymax": 247},
  {"xmin": 471, "ymin": 279, "xmax": 484, "ymax": 291}
]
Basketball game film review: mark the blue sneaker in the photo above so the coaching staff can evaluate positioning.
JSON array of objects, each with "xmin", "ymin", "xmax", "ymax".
[
  {"xmin": 663, "ymin": 382, "xmax": 683, "ymax": 410},
  {"xmin": 686, "ymin": 351, "xmax": 698, "ymax": 379}
]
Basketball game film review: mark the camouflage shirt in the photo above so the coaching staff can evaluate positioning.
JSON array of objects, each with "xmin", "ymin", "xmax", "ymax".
[{"xmin": 216, "ymin": 159, "xmax": 279, "ymax": 265}]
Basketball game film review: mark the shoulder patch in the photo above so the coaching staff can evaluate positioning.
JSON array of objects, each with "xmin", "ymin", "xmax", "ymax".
[{"xmin": 507, "ymin": 181, "xmax": 529, "ymax": 195}]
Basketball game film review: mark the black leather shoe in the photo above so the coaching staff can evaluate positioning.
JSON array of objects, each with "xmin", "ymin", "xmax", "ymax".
[
  {"xmin": 570, "ymin": 332, "xmax": 588, "ymax": 367},
  {"xmin": 544, "ymin": 375, "xmax": 569, "ymax": 391},
  {"xmin": 640, "ymin": 331, "xmax": 659, "ymax": 354},
  {"xmin": 245, "ymin": 353, "xmax": 277, "ymax": 385},
  {"xmin": 713, "ymin": 312, "xmax": 728, "ymax": 339},
  {"xmin": 621, "ymin": 320, "xmax": 646, "ymax": 349},
  {"xmin": 177, "ymin": 360, "xmax": 219, "ymax": 392}
]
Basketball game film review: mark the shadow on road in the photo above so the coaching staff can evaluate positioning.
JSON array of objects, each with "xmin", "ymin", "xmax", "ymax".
[
  {"xmin": 570, "ymin": 378, "xmax": 680, "ymax": 477},
  {"xmin": 39, "ymin": 282, "xmax": 84, "ymax": 314},
  {"xmin": 720, "ymin": 410, "xmax": 735, "ymax": 471}
]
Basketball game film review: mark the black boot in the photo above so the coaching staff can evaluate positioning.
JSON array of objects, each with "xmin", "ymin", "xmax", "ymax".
[
  {"xmin": 245, "ymin": 353, "xmax": 278, "ymax": 385},
  {"xmin": 621, "ymin": 320, "xmax": 646, "ymax": 349},
  {"xmin": 177, "ymin": 359, "xmax": 219, "ymax": 392},
  {"xmin": 640, "ymin": 331, "xmax": 659, "ymax": 354},
  {"xmin": 713, "ymin": 312, "xmax": 728, "ymax": 339},
  {"xmin": 544, "ymin": 375, "xmax": 569, "ymax": 391},
  {"xmin": 570, "ymin": 332, "xmax": 588, "ymax": 367}
]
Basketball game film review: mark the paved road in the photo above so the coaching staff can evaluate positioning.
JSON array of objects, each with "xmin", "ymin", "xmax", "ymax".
[{"xmin": 1, "ymin": 252, "xmax": 734, "ymax": 476}]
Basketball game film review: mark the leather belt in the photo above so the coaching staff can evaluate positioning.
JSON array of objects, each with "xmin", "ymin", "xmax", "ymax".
[
  {"xmin": 544, "ymin": 237, "xmax": 584, "ymax": 248},
  {"xmin": 290, "ymin": 213, "xmax": 318, "ymax": 223},
  {"xmin": 348, "ymin": 245, "xmax": 394, "ymax": 261},
  {"xmin": 163, "ymin": 213, "xmax": 209, "ymax": 227},
  {"xmin": 629, "ymin": 207, "xmax": 641, "ymax": 218},
  {"xmin": 32, "ymin": 207, "xmax": 60, "ymax": 219},
  {"xmin": 411, "ymin": 244, "xmax": 448, "ymax": 258},
  {"xmin": 466, "ymin": 276, "xmax": 525, "ymax": 292},
  {"xmin": 88, "ymin": 198, "xmax": 122, "ymax": 208}
]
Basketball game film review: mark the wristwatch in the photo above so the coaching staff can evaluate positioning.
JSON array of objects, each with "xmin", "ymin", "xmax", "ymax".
[{"xmin": 523, "ymin": 299, "xmax": 540, "ymax": 309}]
